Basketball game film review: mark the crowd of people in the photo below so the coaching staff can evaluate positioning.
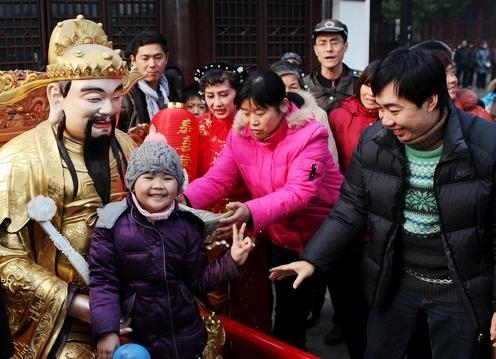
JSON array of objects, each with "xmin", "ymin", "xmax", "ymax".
[{"xmin": 1, "ymin": 12, "xmax": 496, "ymax": 359}]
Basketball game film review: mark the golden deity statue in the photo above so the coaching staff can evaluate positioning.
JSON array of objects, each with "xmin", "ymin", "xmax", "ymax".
[{"xmin": 0, "ymin": 15, "xmax": 140, "ymax": 358}]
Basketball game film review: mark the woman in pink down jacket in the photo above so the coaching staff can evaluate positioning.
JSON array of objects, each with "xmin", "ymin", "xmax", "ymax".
[{"xmin": 183, "ymin": 69, "xmax": 343, "ymax": 349}]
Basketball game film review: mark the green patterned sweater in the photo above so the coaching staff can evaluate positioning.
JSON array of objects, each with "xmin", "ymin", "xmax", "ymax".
[{"xmin": 399, "ymin": 144, "xmax": 459, "ymax": 301}]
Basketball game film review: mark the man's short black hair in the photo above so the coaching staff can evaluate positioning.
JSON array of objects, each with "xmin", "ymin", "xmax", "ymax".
[
  {"xmin": 371, "ymin": 47, "xmax": 449, "ymax": 110},
  {"xmin": 411, "ymin": 40, "xmax": 453, "ymax": 68},
  {"xmin": 126, "ymin": 31, "xmax": 169, "ymax": 58}
]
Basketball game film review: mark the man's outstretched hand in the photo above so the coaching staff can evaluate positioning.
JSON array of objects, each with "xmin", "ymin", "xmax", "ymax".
[{"xmin": 269, "ymin": 260, "xmax": 315, "ymax": 289}]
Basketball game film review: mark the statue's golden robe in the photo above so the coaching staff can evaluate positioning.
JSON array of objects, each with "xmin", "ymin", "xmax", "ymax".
[{"xmin": 0, "ymin": 121, "xmax": 135, "ymax": 358}]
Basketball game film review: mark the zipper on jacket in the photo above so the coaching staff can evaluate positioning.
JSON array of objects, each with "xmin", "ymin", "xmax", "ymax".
[
  {"xmin": 130, "ymin": 207, "xmax": 180, "ymax": 359},
  {"xmin": 371, "ymin": 151, "xmax": 406, "ymax": 306},
  {"xmin": 432, "ymin": 165, "xmax": 483, "ymax": 337}
]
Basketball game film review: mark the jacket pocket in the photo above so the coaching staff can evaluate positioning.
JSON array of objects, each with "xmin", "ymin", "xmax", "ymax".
[{"xmin": 302, "ymin": 159, "xmax": 324, "ymax": 181}]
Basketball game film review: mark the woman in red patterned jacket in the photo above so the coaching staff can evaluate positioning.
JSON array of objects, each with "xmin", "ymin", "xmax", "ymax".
[{"xmin": 195, "ymin": 63, "xmax": 246, "ymax": 177}]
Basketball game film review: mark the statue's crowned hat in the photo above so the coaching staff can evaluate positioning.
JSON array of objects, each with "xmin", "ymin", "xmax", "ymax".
[{"xmin": 0, "ymin": 14, "xmax": 143, "ymax": 105}]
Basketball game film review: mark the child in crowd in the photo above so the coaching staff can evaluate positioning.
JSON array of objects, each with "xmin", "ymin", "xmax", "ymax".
[
  {"xmin": 180, "ymin": 83, "xmax": 207, "ymax": 116},
  {"xmin": 88, "ymin": 133, "xmax": 254, "ymax": 359}
]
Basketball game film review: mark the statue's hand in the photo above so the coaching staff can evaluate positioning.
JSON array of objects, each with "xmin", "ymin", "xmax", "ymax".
[{"xmin": 68, "ymin": 293, "xmax": 91, "ymax": 324}]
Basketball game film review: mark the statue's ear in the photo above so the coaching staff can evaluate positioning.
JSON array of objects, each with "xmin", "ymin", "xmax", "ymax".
[{"xmin": 47, "ymin": 83, "xmax": 64, "ymax": 124}]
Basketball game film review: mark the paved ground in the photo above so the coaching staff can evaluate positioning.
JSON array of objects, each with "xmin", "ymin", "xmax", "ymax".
[{"xmin": 306, "ymin": 293, "xmax": 350, "ymax": 359}]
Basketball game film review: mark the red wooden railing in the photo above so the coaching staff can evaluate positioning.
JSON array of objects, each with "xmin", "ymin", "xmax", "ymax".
[{"xmin": 220, "ymin": 314, "xmax": 320, "ymax": 359}]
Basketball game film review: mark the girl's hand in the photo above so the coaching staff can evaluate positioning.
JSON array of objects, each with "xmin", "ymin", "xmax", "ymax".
[
  {"xmin": 97, "ymin": 332, "xmax": 119, "ymax": 359},
  {"xmin": 230, "ymin": 223, "xmax": 255, "ymax": 266},
  {"xmin": 215, "ymin": 202, "xmax": 251, "ymax": 241}
]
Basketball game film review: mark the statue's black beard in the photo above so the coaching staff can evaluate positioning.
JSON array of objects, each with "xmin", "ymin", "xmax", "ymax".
[
  {"xmin": 56, "ymin": 112, "xmax": 124, "ymax": 205},
  {"xmin": 83, "ymin": 114, "xmax": 116, "ymax": 205}
]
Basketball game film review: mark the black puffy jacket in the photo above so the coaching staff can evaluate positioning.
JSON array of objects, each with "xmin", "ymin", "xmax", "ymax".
[{"xmin": 303, "ymin": 104, "xmax": 496, "ymax": 333}]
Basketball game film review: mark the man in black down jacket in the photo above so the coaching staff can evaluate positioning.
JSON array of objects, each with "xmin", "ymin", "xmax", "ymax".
[{"xmin": 270, "ymin": 47, "xmax": 496, "ymax": 358}]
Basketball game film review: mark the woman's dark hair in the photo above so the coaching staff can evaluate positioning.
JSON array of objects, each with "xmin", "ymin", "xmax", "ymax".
[
  {"xmin": 199, "ymin": 69, "xmax": 241, "ymax": 93},
  {"xmin": 234, "ymin": 70, "xmax": 286, "ymax": 109},
  {"xmin": 371, "ymin": 47, "xmax": 449, "ymax": 110},
  {"xmin": 411, "ymin": 40, "xmax": 453, "ymax": 68},
  {"xmin": 355, "ymin": 60, "xmax": 380, "ymax": 96}
]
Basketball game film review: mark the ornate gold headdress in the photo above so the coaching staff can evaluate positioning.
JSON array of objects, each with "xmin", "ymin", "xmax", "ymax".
[{"xmin": 0, "ymin": 15, "xmax": 143, "ymax": 105}]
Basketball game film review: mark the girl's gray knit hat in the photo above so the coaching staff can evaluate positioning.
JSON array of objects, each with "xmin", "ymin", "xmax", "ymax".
[{"xmin": 125, "ymin": 132, "xmax": 185, "ymax": 190}]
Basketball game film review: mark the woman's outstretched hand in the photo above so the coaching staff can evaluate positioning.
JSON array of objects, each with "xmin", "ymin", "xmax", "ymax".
[
  {"xmin": 215, "ymin": 202, "xmax": 251, "ymax": 241},
  {"xmin": 269, "ymin": 261, "xmax": 315, "ymax": 289},
  {"xmin": 230, "ymin": 223, "xmax": 255, "ymax": 266}
]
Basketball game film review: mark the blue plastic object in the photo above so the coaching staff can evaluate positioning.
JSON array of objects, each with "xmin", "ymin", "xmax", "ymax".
[{"xmin": 112, "ymin": 343, "xmax": 151, "ymax": 359}]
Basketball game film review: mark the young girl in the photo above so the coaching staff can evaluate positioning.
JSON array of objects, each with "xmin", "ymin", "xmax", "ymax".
[
  {"xmin": 88, "ymin": 133, "xmax": 254, "ymax": 359},
  {"xmin": 183, "ymin": 69, "xmax": 343, "ymax": 349}
]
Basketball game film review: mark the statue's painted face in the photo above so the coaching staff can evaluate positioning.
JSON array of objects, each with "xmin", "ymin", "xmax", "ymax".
[{"xmin": 60, "ymin": 79, "xmax": 123, "ymax": 141}]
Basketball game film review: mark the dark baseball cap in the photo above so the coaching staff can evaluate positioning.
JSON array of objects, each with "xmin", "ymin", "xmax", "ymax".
[
  {"xmin": 270, "ymin": 60, "xmax": 302, "ymax": 77},
  {"xmin": 270, "ymin": 60, "xmax": 304, "ymax": 88},
  {"xmin": 280, "ymin": 52, "xmax": 303, "ymax": 68},
  {"xmin": 312, "ymin": 19, "xmax": 348, "ymax": 41}
]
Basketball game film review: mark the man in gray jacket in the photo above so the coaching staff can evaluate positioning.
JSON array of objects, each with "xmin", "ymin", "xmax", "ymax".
[{"xmin": 304, "ymin": 19, "xmax": 360, "ymax": 113}]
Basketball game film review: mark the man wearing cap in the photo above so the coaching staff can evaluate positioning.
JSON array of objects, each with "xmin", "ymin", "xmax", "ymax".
[
  {"xmin": 0, "ymin": 15, "xmax": 138, "ymax": 358},
  {"xmin": 305, "ymin": 19, "xmax": 361, "ymax": 113}
]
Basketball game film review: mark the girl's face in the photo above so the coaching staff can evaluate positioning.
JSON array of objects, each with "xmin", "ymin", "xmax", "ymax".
[
  {"xmin": 359, "ymin": 83, "xmax": 378, "ymax": 110},
  {"xmin": 133, "ymin": 172, "xmax": 178, "ymax": 213},
  {"xmin": 239, "ymin": 98, "xmax": 288, "ymax": 140},
  {"xmin": 204, "ymin": 80, "xmax": 237, "ymax": 120}
]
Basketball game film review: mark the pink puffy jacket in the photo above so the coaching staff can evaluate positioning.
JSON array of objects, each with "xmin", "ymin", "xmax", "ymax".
[{"xmin": 184, "ymin": 102, "xmax": 343, "ymax": 253}]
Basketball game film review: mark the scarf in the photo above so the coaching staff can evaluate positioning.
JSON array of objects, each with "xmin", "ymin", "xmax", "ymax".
[
  {"xmin": 403, "ymin": 109, "xmax": 448, "ymax": 151},
  {"xmin": 137, "ymin": 75, "xmax": 170, "ymax": 119},
  {"xmin": 131, "ymin": 192, "xmax": 175, "ymax": 222}
]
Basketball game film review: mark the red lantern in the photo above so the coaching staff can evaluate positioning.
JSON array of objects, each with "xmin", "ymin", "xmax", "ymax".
[{"xmin": 151, "ymin": 103, "xmax": 200, "ymax": 181}]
